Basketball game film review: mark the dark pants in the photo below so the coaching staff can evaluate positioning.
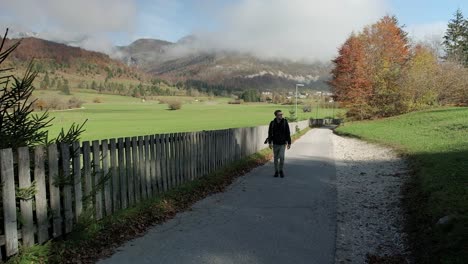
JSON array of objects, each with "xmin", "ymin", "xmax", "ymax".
[{"xmin": 273, "ymin": 144, "xmax": 286, "ymax": 172}]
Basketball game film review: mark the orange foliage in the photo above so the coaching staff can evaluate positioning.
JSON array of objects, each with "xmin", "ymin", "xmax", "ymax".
[{"xmin": 330, "ymin": 16, "xmax": 411, "ymax": 119}]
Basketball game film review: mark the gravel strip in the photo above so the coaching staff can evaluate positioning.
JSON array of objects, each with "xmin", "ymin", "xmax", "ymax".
[{"xmin": 332, "ymin": 133, "xmax": 411, "ymax": 263}]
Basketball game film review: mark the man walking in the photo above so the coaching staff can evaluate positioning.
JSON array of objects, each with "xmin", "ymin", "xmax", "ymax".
[{"xmin": 268, "ymin": 110, "xmax": 291, "ymax": 178}]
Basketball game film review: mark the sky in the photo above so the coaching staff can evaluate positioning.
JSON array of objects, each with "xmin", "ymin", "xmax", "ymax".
[{"xmin": 1, "ymin": 0, "xmax": 467, "ymax": 61}]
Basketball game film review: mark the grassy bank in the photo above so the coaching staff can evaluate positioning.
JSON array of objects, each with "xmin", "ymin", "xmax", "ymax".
[
  {"xmin": 33, "ymin": 90, "xmax": 342, "ymax": 141},
  {"xmin": 335, "ymin": 107, "xmax": 468, "ymax": 263},
  {"xmin": 7, "ymin": 127, "xmax": 310, "ymax": 263}
]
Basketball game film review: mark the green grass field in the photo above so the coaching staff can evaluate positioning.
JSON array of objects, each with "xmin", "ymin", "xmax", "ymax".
[
  {"xmin": 35, "ymin": 90, "xmax": 343, "ymax": 141},
  {"xmin": 335, "ymin": 107, "xmax": 468, "ymax": 263}
]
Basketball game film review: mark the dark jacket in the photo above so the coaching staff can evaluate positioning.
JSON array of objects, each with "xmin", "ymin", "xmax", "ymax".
[{"xmin": 268, "ymin": 118, "xmax": 291, "ymax": 145}]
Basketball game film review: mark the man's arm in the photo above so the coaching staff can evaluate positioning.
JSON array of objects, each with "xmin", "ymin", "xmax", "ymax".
[
  {"xmin": 268, "ymin": 121, "xmax": 273, "ymax": 144},
  {"xmin": 285, "ymin": 120, "xmax": 292, "ymax": 146}
]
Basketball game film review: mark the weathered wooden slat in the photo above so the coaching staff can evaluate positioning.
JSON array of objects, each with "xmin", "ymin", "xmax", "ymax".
[
  {"xmin": 200, "ymin": 132, "xmax": 204, "ymax": 176},
  {"xmin": 110, "ymin": 139, "xmax": 119, "ymax": 212},
  {"xmin": 101, "ymin": 140, "xmax": 112, "ymax": 216},
  {"xmin": 149, "ymin": 135, "xmax": 157, "ymax": 195},
  {"xmin": 170, "ymin": 133, "xmax": 176, "ymax": 188},
  {"xmin": 18, "ymin": 147, "xmax": 34, "ymax": 247},
  {"xmin": 34, "ymin": 146, "xmax": 49, "ymax": 243},
  {"xmin": 72, "ymin": 142, "xmax": 83, "ymax": 221},
  {"xmin": 161, "ymin": 134, "xmax": 168, "ymax": 192},
  {"xmin": 179, "ymin": 133, "xmax": 184, "ymax": 183},
  {"xmin": 92, "ymin": 140, "xmax": 103, "ymax": 220},
  {"xmin": 184, "ymin": 133, "xmax": 189, "ymax": 182},
  {"xmin": 60, "ymin": 143, "xmax": 73, "ymax": 234},
  {"xmin": 144, "ymin": 135, "xmax": 152, "ymax": 197},
  {"xmin": 138, "ymin": 136, "xmax": 147, "ymax": 200},
  {"xmin": 125, "ymin": 137, "xmax": 135, "ymax": 205},
  {"xmin": 165, "ymin": 134, "xmax": 171, "ymax": 189},
  {"xmin": 186, "ymin": 133, "xmax": 191, "ymax": 182},
  {"xmin": 131, "ymin": 137, "xmax": 140, "ymax": 203},
  {"xmin": 169, "ymin": 133, "xmax": 176, "ymax": 187},
  {"xmin": 154, "ymin": 134, "xmax": 162, "ymax": 193},
  {"xmin": 183, "ymin": 133, "xmax": 189, "ymax": 183},
  {"xmin": 164, "ymin": 134, "xmax": 170, "ymax": 189},
  {"xmin": 175, "ymin": 133, "xmax": 181, "ymax": 185},
  {"xmin": 208, "ymin": 131, "xmax": 213, "ymax": 174},
  {"xmin": 180, "ymin": 133, "xmax": 188, "ymax": 183},
  {"xmin": 191, "ymin": 132, "xmax": 196, "ymax": 180},
  {"xmin": 207, "ymin": 131, "xmax": 211, "ymax": 174},
  {"xmin": 197, "ymin": 132, "xmax": 201, "ymax": 178},
  {"xmin": 0, "ymin": 148, "xmax": 18, "ymax": 256},
  {"xmin": 82, "ymin": 141, "xmax": 92, "ymax": 209},
  {"xmin": 118, "ymin": 138, "xmax": 128, "ymax": 209},
  {"xmin": 48, "ymin": 144, "xmax": 62, "ymax": 237},
  {"xmin": 186, "ymin": 133, "xmax": 191, "ymax": 181}
]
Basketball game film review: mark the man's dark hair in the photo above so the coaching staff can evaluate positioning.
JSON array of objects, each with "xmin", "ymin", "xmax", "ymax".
[{"xmin": 274, "ymin": 110, "xmax": 282, "ymax": 116}]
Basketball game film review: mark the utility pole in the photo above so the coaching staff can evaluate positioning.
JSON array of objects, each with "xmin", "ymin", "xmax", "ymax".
[{"xmin": 295, "ymin": 83, "xmax": 304, "ymax": 120}]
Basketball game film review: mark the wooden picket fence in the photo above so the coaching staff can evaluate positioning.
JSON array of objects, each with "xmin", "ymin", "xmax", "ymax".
[{"xmin": 0, "ymin": 120, "xmax": 310, "ymax": 260}]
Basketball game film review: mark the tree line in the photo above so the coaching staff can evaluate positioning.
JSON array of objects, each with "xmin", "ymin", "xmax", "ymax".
[{"xmin": 330, "ymin": 11, "xmax": 468, "ymax": 119}]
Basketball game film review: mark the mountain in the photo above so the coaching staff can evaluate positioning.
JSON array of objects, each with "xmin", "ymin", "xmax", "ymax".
[
  {"xmin": 4, "ymin": 37, "xmax": 143, "ymax": 80},
  {"xmin": 116, "ymin": 37, "xmax": 331, "ymax": 92},
  {"xmin": 116, "ymin": 38, "xmax": 173, "ymax": 67}
]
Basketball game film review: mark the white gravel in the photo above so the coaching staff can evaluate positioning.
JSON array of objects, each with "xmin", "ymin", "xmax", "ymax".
[{"xmin": 332, "ymin": 133, "xmax": 411, "ymax": 263}]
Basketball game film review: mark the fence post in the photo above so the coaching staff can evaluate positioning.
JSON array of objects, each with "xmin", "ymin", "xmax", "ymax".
[
  {"xmin": 131, "ymin": 137, "xmax": 140, "ymax": 203},
  {"xmin": 149, "ymin": 135, "xmax": 157, "ymax": 196},
  {"xmin": 144, "ymin": 135, "xmax": 152, "ymax": 197},
  {"xmin": 170, "ymin": 133, "xmax": 177, "ymax": 188},
  {"xmin": 101, "ymin": 140, "xmax": 112, "ymax": 217},
  {"xmin": 161, "ymin": 134, "xmax": 169, "ymax": 191},
  {"xmin": 125, "ymin": 137, "xmax": 135, "ymax": 206},
  {"xmin": 48, "ymin": 144, "xmax": 63, "ymax": 236},
  {"xmin": 110, "ymin": 139, "xmax": 119, "ymax": 212},
  {"xmin": 60, "ymin": 143, "xmax": 73, "ymax": 233},
  {"xmin": 34, "ymin": 146, "xmax": 49, "ymax": 244},
  {"xmin": 0, "ymin": 148, "xmax": 18, "ymax": 256},
  {"xmin": 154, "ymin": 134, "xmax": 162, "ymax": 193},
  {"xmin": 82, "ymin": 142, "xmax": 92, "ymax": 210},
  {"xmin": 174, "ymin": 133, "xmax": 180, "ymax": 186},
  {"xmin": 72, "ymin": 142, "xmax": 83, "ymax": 221},
  {"xmin": 92, "ymin": 140, "xmax": 103, "ymax": 220},
  {"xmin": 18, "ymin": 147, "xmax": 34, "ymax": 247},
  {"xmin": 118, "ymin": 138, "xmax": 128, "ymax": 209},
  {"xmin": 138, "ymin": 136, "xmax": 147, "ymax": 200}
]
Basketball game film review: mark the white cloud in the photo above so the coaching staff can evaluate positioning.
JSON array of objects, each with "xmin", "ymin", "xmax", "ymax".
[
  {"xmin": 1, "ymin": 0, "xmax": 137, "ymax": 53},
  {"xmin": 193, "ymin": 0, "xmax": 388, "ymax": 61}
]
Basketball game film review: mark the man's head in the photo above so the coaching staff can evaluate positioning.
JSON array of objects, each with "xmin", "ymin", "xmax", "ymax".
[{"xmin": 274, "ymin": 110, "xmax": 283, "ymax": 120}]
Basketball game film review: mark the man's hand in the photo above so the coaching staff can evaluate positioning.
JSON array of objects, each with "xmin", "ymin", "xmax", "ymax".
[
  {"xmin": 287, "ymin": 144, "xmax": 291, "ymax": 150},
  {"xmin": 269, "ymin": 143, "xmax": 273, "ymax": 149}
]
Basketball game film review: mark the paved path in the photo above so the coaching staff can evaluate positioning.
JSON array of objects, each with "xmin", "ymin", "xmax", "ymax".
[{"xmin": 99, "ymin": 128, "xmax": 337, "ymax": 264}]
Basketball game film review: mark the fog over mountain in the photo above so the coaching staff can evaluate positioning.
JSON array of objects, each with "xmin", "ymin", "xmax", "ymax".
[{"xmin": 2, "ymin": 0, "xmax": 388, "ymax": 62}]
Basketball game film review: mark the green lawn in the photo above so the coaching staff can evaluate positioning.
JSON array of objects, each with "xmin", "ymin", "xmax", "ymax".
[
  {"xmin": 36, "ymin": 90, "xmax": 342, "ymax": 141},
  {"xmin": 335, "ymin": 107, "xmax": 468, "ymax": 263}
]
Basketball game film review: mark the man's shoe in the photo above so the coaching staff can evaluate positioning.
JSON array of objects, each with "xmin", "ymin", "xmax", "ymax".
[
  {"xmin": 280, "ymin": 171, "xmax": 284, "ymax": 178},
  {"xmin": 274, "ymin": 171, "xmax": 279, "ymax": 177}
]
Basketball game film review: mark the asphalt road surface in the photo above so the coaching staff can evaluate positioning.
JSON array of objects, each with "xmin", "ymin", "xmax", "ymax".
[{"xmin": 99, "ymin": 128, "xmax": 337, "ymax": 264}]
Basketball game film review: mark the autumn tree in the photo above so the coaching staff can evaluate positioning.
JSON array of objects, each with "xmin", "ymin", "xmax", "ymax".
[
  {"xmin": 400, "ymin": 44, "xmax": 440, "ymax": 110},
  {"xmin": 329, "ymin": 33, "xmax": 373, "ymax": 119},
  {"xmin": 362, "ymin": 16, "xmax": 410, "ymax": 117},
  {"xmin": 330, "ymin": 16, "xmax": 410, "ymax": 119}
]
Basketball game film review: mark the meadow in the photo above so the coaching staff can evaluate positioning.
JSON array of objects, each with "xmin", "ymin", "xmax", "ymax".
[
  {"xmin": 335, "ymin": 107, "xmax": 468, "ymax": 263},
  {"xmin": 34, "ymin": 90, "xmax": 342, "ymax": 141}
]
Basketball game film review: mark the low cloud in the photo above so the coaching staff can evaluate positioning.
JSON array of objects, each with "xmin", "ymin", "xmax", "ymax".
[
  {"xmin": 1, "ymin": 0, "xmax": 390, "ymax": 61},
  {"xmin": 1, "ymin": 0, "xmax": 137, "ymax": 53},
  {"xmin": 186, "ymin": 0, "xmax": 388, "ymax": 61}
]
